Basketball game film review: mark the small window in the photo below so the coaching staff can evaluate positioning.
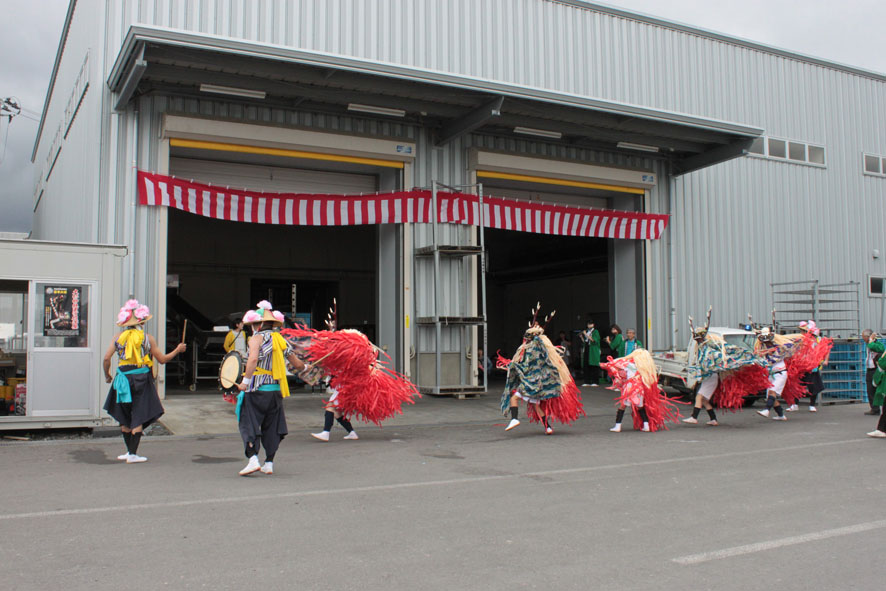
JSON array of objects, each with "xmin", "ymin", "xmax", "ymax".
[
  {"xmin": 788, "ymin": 142, "xmax": 806, "ymax": 161},
  {"xmin": 871, "ymin": 276, "xmax": 886, "ymax": 297},
  {"xmin": 865, "ymin": 154, "xmax": 881, "ymax": 174},
  {"xmin": 808, "ymin": 145, "xmax": 825, "ymax": 165},
  {"xmin": 748, "ymin": 138, "xmax": 765, "ymax": 155},
  {"xmin": 768, "ymin": 138, "xmax": 787, "ymax": 158},
  {"xmin": 882, "ymin": 157, "xmax": 886, "ymax": 174}
]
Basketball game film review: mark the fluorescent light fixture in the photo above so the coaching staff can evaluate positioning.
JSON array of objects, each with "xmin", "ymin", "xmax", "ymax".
[
  {"xmin": 347, "ymin": 103, "xmax": 406, "ymax": 117},
  {"xmin": 199, "ymin": 84, "xmax": 266, "ymax": 100},
  {"xmin": 616, "ymin": 141, "xmax": 659, "ymax": 153},
  {"xmin": 513, "ymin": 126, "xmax": 562, "ymax": 139}
]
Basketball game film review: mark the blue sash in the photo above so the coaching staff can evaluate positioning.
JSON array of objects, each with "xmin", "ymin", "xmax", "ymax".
[
  {"xmin": 113, "ymin": 367, "xmax": 151, "ymax": 403},
  {"xmin": 236, "ymin": 385, "xmax": 281, "ymax": 422}
]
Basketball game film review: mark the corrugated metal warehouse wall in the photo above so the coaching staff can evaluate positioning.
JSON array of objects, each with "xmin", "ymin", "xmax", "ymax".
[{"xmin": 30, "ymin": 0, "xmax": 886, "ymax": 351}]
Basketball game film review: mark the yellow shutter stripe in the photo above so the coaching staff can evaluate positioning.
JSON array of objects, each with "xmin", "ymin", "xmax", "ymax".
[
  {"xmin": 169, "ymin": 138, "xmax": 405, "ymax": 169},
  {"xmin": 476, "ymin": 170, "xmax": 645, "ymax": 195}
]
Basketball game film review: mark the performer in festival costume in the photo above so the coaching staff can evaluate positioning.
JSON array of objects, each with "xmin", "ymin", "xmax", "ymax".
[
  {"xmin": 497, "ymin": 303, "xmax": 585, "ymax": 435},
  {"xmin": 682, "ymin": 308, "xmax": 771, "ymax": 426},
  {"xmin": 865, "ymin": 333, "xmax": 886, "ymax": 437},
  {"xmin": 787, "ymin": 320, "xmax": 833, "ymax": 412},
  {"xmin": 601, "ymin": 348, "xmax": 682, "ymax": 432},
  {"xmin": 281, "ymin": 313, "xmax": 419, "ymax": 428},
  {"xmin": 103, "ymin": 300, "xmax": 187, "ymax": 463},
  {"xmin": 754, "ymin": 321, "xmax": 800, "ymax": 421},
  {"xmin": 236, "ymin": 301, "xmax": 308, "ymax": 476},
  {"xmin": 309, "ymin": 300, "xmax": 359, "ymax": 442}
]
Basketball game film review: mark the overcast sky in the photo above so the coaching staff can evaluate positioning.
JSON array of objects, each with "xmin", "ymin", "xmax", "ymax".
[{"xmin": 1, "ymin": 0, "xmax": 885, "ymax": 233}]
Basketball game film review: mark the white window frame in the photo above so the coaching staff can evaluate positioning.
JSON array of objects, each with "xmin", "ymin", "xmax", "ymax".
[
  {"xmin": 863, "ymin": 153, "xmax": 886, "ymax": 178},
  {"xmin": 747, "ymin": 136, "xmax": 826, "ymax": 168}
]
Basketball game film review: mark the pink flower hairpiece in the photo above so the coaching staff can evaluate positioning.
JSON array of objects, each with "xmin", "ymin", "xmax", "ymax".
[
  {"xmin": 117, "ymin": 309, "xmax": 131, "ymax": 324},
  {"xmin": 272, "ymin": 310, "xmax": 285, "ymax": 322},
  {"xmin": 243, "ymin": 310, "xmax": 262, "ymax": 324},
  {"xmin": 124, "ymin": 299, "xmax": 140, "ymax": 311},
  {"xmin": 134, "ymin": 305, "xmax": 151, "ymax": 320},
  {"xmin": 256, "ymin": 300, "xmax": 272, "ymax": 310}
]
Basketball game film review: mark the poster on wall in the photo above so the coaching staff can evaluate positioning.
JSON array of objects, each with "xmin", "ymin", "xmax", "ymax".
[{"xmin": 43, "ymin": 286, "xmax": 82, "ymax": 336}]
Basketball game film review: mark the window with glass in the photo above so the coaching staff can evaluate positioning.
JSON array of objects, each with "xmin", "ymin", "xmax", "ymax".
[
  {"xmin": 864, "ymin": 154, "xmax": 881, "ymax": 175},
  {"xmin": 768, "ymin": 138, "xmax": 787, "ymax": 159},
  {"xmin": 0, "ymin": 280, "xmax": 28, "ymax": 353},
  {"xmin": 871, "ymin": 276, "xmax": 886, "ymax": 298},
  {"xmin": 33, "ymin": 283, "xmax": 90, "ymax": 348}
]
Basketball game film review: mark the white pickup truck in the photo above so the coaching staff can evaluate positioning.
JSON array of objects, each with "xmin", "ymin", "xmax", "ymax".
[{"xmin": 653, "ymin": 327, "xmax": 759, "ymax": 395}]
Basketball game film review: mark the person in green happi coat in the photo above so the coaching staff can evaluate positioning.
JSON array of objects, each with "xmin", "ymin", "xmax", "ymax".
[
  {"xmin": 865, "ymin": 331, "xmax": 886, "ymax": 438},
  {"xmin": 580, "ymin": 319, "xmax": 601, "ymax": 386},
  {"xmin": 606, "ymin": 324, "xmax": 625, "ymax": 358}
]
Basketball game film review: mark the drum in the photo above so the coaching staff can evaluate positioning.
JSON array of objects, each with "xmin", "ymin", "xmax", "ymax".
[{"xmin": 218, "ymin": 351, "xmax": 244, "ymax": 402}]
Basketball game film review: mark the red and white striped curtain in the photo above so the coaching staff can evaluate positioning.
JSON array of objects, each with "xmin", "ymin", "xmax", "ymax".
[{"xmin": 138, "ymin": 171, "xmax": 668, "ymax": 240}]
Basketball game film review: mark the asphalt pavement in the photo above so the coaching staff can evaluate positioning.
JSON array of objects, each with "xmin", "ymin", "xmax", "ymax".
[{"xmin": 1, "ymin": 390, "xmax": 883, "ymax": 591}]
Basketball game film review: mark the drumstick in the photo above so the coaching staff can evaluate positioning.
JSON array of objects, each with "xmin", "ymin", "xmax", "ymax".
[{"xmin": 182, "ymin": 319, "xmax": 188, "ymax": 343}]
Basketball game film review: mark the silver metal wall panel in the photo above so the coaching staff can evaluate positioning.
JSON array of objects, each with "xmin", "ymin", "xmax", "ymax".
[{"xmin": 32, "ymin": 0, "xmax": 886, "ymax": 352}]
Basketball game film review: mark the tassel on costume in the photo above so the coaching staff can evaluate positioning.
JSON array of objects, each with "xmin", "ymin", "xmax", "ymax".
[
  {"xmin": 600, "ymin": 354, "xmax": 684, "ymax": 431},
  {"xmin": 782, "ymin": 334, "xmax": 834, "ymax": 406},
  {"xmin": 714, "ymin": 364, "xmax": 772, "ymax": 411},
  {"xmin": 281, "ymin": 327, "xmax": 419, "ymax": 425}
]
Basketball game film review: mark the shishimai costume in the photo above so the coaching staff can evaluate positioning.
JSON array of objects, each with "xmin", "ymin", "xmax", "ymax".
[
  {"xmin": 787, "ymin": 320, "xmax": 833, "ymax": 412},
  {"xmin": 103, "ymin": 300, "xmax": 177, "ymax": 463},
  {"xmin": 754, "ymin": 326, "xmax": 801, "ymax": 421},
  {"xmin": 782, "ymin": 321, "xmax": 833, "ymax": 410},
  {"xmin": 236, "ymin": 301, "xmax": 293, "ymax": 476},
  {"xmin": 601, "ymin": 348, "xmax": 682, "ymax": 433},
  {"xmin": 497, "ymin": 305, "xmax": 585, "ymax": 435},
  {"xmin": 281, "ymin": 311, "xmax": 419, "ymax": 429},
  {"xmin": 305, "ymin": 300, "xmax": 359, "ymax": 442},
  {"xmin": 682, "ymin": 309, "xmax": 770, "ymax": 426}
]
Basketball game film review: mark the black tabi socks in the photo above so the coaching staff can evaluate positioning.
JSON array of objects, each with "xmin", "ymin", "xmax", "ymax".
[
  {"xmin": 324, "ymin": 410, "xmax": 335, "ymax": 431},
  {"xmin": 637, "ymin": 407, "xmax": 649, "ymax": 422},
  {"xmin": 510, "ymin": 406, "xmax": 519, "ymax": 420},
  {"xmin": 122, "ymin": 431, "xmax": 132, "ymax": 451},
  {"xmin": 774, "ymin": 405, "xmax": 785, "ymax": 417},
  {"xmin": 691, "ymin": 407, "xmax": 702, "ymax": 419},
  {"xmin": 128, "ymin": 432, "xmax": 142, "ymax": 455},
  {"xmin": 336, "ymin": 416, "xmax": 354, "ymax": 433},
  {"xmin": 615, "ymin": 408, "xmax": 626, "ymax": 423},
  {"xmin": 707, "ymin": 409, "xmax": 717, "ymax": 421}
]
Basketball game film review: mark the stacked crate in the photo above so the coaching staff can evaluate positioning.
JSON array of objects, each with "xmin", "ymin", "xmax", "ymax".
[{"xmin": 821, "ymin": 339, "xmax": 866, "ymax": 402}]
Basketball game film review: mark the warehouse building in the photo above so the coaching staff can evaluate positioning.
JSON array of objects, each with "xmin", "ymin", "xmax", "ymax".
[{"xmin": 25, "ymin": 0, "xmax": 886, "ymax": 399}]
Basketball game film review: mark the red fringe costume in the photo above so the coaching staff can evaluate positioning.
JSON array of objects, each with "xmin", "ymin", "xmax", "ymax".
[
  {"xmin": 713, "ymin": 365, "xmax": 774, "ymax": 412},
  {"xmin": 281, "ymin": 327, "xmax": 419, "ymax": 425},
  {"xmin": 782, "ymin": 333, "xmax": 834, "ymax": 406},
  {"xmin": 600, "ymin": 354, "xmax": 684, "ymax": 431}
]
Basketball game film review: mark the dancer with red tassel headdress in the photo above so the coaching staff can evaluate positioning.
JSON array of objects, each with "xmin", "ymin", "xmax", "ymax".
[
  {"xmin": 281, "ymin": 301, "xmax": 419, "ymax": 430},
  {"xmin": 682, "ymin": 308, "xmax": 771, "ymax": 426},
  {"xmin": 784, "ymin": 320, "xmax": 833, "ymax": 412},
  {"xmin": 498, "ymin": 303, "xmax": 585, "ymax": 435},
  {"xmin": 601, "ymin": 348, "xmax": 683, "ymax": 433},
  {"xmin": 307, "ymin": 300, "xmax": 359, "ymax": 442}
]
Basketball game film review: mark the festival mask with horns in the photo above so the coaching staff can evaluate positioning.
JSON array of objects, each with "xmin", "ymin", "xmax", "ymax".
[{"xmin": 688, "ymin": 306, "xmax": 712, "ymax": 341}]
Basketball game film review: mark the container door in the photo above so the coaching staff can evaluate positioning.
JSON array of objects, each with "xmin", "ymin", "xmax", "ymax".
[{"xmin": 28, "ymin": 282, "xmax": 96, "ymax": 416}]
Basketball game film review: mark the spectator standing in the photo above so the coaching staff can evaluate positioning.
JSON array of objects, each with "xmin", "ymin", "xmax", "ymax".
[
  {"xmin": 478, "ymin": 348, "xmax": 493, "ymax": 382},
  {"xmin": 606, "ymin": 324, "xmax": 625, "ymax": 358},
  {"xmin": 580, "ymin": 319, "xmax": 601, "ymax": 386},
  {"xmin": 864, "ymin": 329, "xmax": 883, "ymax": 416},
  {"xmin": 555, "ymin": 331, "xmax": 572, "ymax": 370},
  {"xmin": 623, "ymin": 328, "xmax": 642, "ymax": 356}
]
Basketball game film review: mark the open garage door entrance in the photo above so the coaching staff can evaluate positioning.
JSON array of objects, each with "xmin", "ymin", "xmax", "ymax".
[
  {"xmin": 472, "ymin": 151, "xmax": 653, "ymax": 381},
  {"xmin": 481, "ymin": 183, "xmax": 645, "ymax": 377},
  {"xmin": 165, "ymin": 152, "xmax": 405, "ymax": 386}
]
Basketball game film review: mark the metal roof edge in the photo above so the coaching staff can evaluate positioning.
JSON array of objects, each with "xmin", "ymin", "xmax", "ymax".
[
  {"xmin": 108, "ymin": 25, "xmax": 763, "ymax": 138},
  {"xmin": 550, "ymin": 0, "xmax": 886, "ymax": 83},
  {"xmin": 30, "ymin": 0, "xmax": 78, "ymax": 163},
  {"xmin": 0, "ymin": 238, "xmax": 127, "ymax": 253}
]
